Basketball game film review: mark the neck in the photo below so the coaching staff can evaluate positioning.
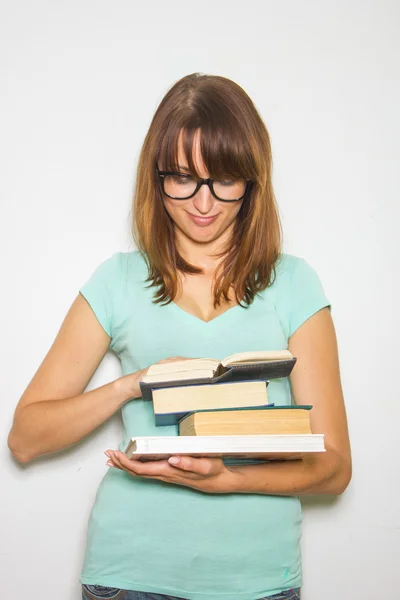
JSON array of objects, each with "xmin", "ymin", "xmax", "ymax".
[{"xmin": 174, "ymin": 225, "xmax": 234, "ymax": 274}]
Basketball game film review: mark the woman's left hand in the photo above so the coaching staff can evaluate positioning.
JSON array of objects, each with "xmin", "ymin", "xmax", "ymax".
[{"xmin": 104, "ymin": 450, "xmax": 239, "ymax": 494}]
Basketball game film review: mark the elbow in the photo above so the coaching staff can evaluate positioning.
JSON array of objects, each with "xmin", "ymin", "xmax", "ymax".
[
  {"xmin": 7, "ymin": 429, "xmax": 35, "ymax": 465},
  {"xmin": 328, "ymin": 455, "xmax": 352, "ymax": 495},
  {"xmin": 335, "ymin": 458, "xmax": 352, "ymax": 494},
  {"xmin": 313, "ymin": 448, "xmax": 352, "ymax": 495}
]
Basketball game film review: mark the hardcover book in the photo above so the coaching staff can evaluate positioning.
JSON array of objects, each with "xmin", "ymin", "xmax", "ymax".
[
  {"xmin": 153, "ymin": 380, "xmax": 270, "ymax": 426},
  {"xmin": 178, "ymin": 405, "xmax": 313, "ymax": 436},
  {"xmin": 124, "ymin": 434, "xmax": 325, "ymax": 462}
]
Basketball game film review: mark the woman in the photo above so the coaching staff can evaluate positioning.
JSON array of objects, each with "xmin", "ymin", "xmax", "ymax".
[{"xmin": 8, "ymin": 73, "xmax": 351, "ymax": 600}]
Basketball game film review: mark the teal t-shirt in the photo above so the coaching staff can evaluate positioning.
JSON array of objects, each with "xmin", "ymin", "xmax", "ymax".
[{"xmin": 79, "ymin": 251, "xmax": 330, "ymax": 599}]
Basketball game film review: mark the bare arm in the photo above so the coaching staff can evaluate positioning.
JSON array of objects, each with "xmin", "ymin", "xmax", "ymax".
[
  {"xmin": 108, "ymin": 307, "xmax": 352, "ymax": 496},
  {"xmin": 7, "ymin": 294, "xmax": 143, "ymax": 464},
  {"xmin": 229, "ymin": 306, "xmax": 352, "ymax": 495}
]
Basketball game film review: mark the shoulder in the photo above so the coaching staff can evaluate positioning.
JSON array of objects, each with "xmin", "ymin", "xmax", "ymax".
[
  {"xmin": 79, "ymin": 250, "xmax": 148, "ymax": 308},
  {"xmin": 121, "ymin": 250, "xmax": 148, "ymax": 276},
  {"xmin": 87, "ymin": 250, "xmax": 148, "ymax": 282},
  {"xmin": 271, "ymin": 253, "xmax": 330, "ymax": 338},
  {"xmin": 273, "ymin": 252, "xmax": 316, "ymax": 286},
  {"xmin": 79, "ymin": 250, "xmax": 149, "ymax": 342}
]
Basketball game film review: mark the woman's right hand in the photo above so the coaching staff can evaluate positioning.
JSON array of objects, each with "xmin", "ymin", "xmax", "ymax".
[{"xmin": 117, "ymin": 356, "xmax": 190, "ymax": 401}]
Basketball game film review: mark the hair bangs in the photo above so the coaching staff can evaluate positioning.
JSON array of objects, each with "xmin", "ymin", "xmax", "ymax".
[
  {"xmin": 199, "ymin": 124, "xmax": 258, "ymax": 181},
  {"xmin": 156, "ymin": 111, "xmax": 259, "ymax": 182}
]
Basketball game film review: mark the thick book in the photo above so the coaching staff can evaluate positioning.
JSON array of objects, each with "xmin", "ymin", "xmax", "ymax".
[
  {"xmin": 140, "ymin": 350, "xmax": 296, "ymax": 401},
  {"xmin": 178, "ymin": 405, "xmax": 313, "ymax": 436},
  {"xmin": 153, "ymin": 380, "xmax": 270, "ymax": 426},
  {"xmin": 124, "ymin": 434, "xmax": 325, "ymax": 461}
]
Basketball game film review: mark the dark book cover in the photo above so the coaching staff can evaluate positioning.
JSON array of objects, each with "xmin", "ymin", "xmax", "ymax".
[{"xmin": 140, "ymin": 358, "xmax": 297, "ymax": 402}]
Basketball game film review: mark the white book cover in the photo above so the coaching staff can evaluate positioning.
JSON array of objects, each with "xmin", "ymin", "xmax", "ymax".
[{"xmin": 125, "ymin": 434, "xmax": 325, "ymax": 461}]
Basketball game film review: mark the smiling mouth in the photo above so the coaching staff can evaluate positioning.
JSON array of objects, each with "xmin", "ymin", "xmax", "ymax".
[{"xmin": 186, "ymin": 212, "xmax": 220, "ymax": 227}]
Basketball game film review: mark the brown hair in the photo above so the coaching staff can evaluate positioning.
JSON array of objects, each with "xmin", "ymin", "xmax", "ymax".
[{"xmin": 133, "ymin": 73, "xmax": 282, "ymax": 306}]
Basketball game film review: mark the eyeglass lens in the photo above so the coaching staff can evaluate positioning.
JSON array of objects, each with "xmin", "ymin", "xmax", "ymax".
[{"xmin": 163, "ymin": 174, "xmax": 246, "ymax": 201}]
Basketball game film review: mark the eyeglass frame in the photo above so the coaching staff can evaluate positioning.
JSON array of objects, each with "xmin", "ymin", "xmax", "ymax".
[{"xmin": 156, "ymin": 168, "xmax": 252, "ymax": 203}]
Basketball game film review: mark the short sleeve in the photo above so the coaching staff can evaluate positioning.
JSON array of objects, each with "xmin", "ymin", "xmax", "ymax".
[
  {"xmin": 79, "ymin": 253, "xmax": 122, "ymax": 340},
  {"xmin": 288, "ymin": 258, "xmax": 331, "ymax": 337}
]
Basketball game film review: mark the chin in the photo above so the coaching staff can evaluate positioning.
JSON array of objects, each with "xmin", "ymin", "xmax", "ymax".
[
  {"xmin": 182, "ymin": 224, "xmax": 224, "ymax": 244},
  {"xmin": 188, "ymin": 230, "xmax": 221, "ymax": 244}
]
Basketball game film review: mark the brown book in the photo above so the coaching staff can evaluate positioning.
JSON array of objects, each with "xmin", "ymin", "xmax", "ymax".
[{"xmin": 179, "ymin": 406, "xmax": 312, "ymax": 436}]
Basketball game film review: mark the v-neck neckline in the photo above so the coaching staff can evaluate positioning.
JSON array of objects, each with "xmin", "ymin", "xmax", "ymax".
[{"xmin": 169, "ymin": 300, "xmax": 242, "ymax": 325}]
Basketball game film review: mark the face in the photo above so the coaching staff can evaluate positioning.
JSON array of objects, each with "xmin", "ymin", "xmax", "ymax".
[{"xmin": 161, "ymin": 132, "xmax": 244, "ymax": 246}]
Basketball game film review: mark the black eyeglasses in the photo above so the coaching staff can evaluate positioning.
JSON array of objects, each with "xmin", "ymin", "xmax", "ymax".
[{"xmin": 157, "ymin": 168, "xmax": 251, "ymax": 202}]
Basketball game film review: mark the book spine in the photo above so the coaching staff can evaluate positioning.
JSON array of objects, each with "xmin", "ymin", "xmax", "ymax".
[{"xmin": 140, "ymin": 382, "xmax": 153, "ymax": 401}]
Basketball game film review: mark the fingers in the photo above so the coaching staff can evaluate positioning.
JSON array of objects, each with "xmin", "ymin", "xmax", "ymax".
[
  {"xmin": 168, "ymin": 456, "xmax": 219, "ymax": 476},
  {"xmin": 156, "ymin": 356, "xmax": 189, "ymax": 364},
  {"xmin": 106, "ymin": 450, "xmax": 170, "ymax": 477},
  {"xmin": 105, "ymin": 451, "xmax": 226, "ymax": 487}
]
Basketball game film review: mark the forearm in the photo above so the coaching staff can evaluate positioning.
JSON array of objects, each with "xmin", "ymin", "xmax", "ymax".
[
  {"xmin": 227, "ymin": 449, "xmax": 352, "ymax": 496},
  {"xmin": 8, "ymin": 375, "xmax": 139, "ymax": 463}
]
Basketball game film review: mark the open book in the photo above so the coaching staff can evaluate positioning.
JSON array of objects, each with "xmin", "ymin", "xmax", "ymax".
[
  {"xmin": 124, "ymin": 434, "xmax": 325, "ymax": 462},
  {"xmin": 140, "ymin": 350, "xmax": 296, "ymax": 401}
]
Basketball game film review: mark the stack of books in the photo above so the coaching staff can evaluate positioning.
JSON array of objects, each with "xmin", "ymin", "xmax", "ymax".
[{"xmin": 125, "ymin": 351, "xmax": 325, "ymax": 461}]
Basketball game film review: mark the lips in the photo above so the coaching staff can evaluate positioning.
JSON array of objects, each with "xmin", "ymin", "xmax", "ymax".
[{"xmin": 186, "ymin": 212, "xmax": 219, "ymax": 227}]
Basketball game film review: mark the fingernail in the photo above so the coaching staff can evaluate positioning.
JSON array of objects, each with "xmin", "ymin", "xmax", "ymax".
[
  {"xmin": 104, "ymin": 451, "xmax": 111, "ymax": 458},
  {"xmin": 106, "ymin": 460, "xmax": 113, "ymax": 466},
  {"xmin": 169, "ymin": 457, "xmax": 180, "ymax": 465}
]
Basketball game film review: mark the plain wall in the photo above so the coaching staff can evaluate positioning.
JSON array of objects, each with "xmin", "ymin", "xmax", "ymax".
[{"xmin": 1, "ymin": 1, "xmax": 399, "ymax": 598}]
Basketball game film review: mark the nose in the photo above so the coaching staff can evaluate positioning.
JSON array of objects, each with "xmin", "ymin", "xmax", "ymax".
[{"xmin": 191, "ymin": 182, "xmax": 215, "ymax": 215}]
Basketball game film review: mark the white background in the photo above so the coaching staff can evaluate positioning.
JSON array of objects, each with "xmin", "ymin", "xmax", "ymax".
[{"xmin": 1, "ymin": 1, "xmax": 399, "ymax": 598}]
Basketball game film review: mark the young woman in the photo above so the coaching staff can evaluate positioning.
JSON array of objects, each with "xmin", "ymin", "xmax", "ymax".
[{"xmin": 8, "ymin": 73, "xmax": 351, "ymax": 600}]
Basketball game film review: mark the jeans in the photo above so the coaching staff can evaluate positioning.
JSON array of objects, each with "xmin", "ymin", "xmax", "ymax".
[{"xmin": 81, "ymin": 584, "xmax": 301, "ymax": 600}]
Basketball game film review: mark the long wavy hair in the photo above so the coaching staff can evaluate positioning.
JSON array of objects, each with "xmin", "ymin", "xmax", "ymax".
[{"xmin": 133, "ymin": 73, "xmax": 282, "ymax": 307}]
